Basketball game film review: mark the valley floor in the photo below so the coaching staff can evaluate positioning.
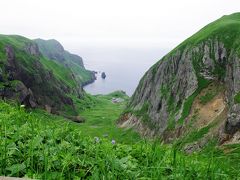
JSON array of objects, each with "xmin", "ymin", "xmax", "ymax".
[
  {"xmin": 0, "ymin": 94, "xmax": 240, "ymax": 179},
  {"xmin": 76, "ymin": 94, "xmax": 141, "ymax": 144}
]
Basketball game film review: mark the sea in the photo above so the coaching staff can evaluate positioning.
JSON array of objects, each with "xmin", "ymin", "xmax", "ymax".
[{"xmin": 82, "ymin": 46, "xmax": 169, "ymax": 96}]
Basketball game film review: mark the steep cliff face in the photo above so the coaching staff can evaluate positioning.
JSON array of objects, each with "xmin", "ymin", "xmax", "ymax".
[
  {"xmin": 0, "ymin": 35, "xmax": 84, "ymax": 115},
  {"xmin": 120, "ymin": 13, "xmax": 240, "ymax": 145},
  {"xmin": 34, "ymin": 39, "xmax": 96, "ymax": 86}
]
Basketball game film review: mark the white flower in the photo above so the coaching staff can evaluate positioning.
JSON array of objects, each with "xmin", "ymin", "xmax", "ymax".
[
  {"xmin": 20, "ymin": 104, "xmax": 25, "ymax": 108},
  {"xmin": 111, "ymin": 139, "xmax": 116, "ymax": 145},
  {"xmin": 94, "ymin": 137, "xmax": 100, "ymax": 143}
]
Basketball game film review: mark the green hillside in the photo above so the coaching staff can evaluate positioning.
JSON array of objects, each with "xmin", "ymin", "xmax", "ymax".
[
  {"xmin": 167, "ymin": 13, "xmax": 240, "ymax": 57},
  {"xmin": 35, "ymin": 39, "xmax": 94, "ymax": 86},
  {"xmin": 0, "ymin": 34, "xmax": 86, "ymax": 116},
  {"xmin": 39, "ymin": 57, "xmax": 78, "ymax": 89}
]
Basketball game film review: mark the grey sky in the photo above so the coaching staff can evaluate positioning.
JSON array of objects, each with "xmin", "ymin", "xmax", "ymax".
[{"xmin": 0, "ymin": 0, "xmax": 239, "ymax": 51}]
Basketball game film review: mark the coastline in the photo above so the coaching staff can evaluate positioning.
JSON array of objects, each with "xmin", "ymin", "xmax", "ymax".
[{"xmin": 81, "ymin": 71, "xmax": 97, "ymax": 87}]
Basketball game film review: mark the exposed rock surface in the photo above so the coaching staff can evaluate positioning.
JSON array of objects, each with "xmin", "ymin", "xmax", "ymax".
[
  {"xmin": 119, "ymin": 13, "xmax": 240, "ymax": 145},
  {"xmin": 119, "ymin": 114, "xmax": 155, "ymax": 137},
  {"xmin": 0, "ymin": 35, "xmax": 80, "ymax": 115},
  {"xmin": 24, "ymin": 42, "xmax": 40, "ymax": 56}
]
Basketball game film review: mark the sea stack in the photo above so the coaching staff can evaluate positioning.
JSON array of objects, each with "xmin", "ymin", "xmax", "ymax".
[{"xmin": 101, "ymin": 72, "xmax": 106, "ymax": 79}]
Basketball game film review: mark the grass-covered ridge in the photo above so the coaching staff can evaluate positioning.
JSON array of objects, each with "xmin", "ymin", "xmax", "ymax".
[
  {"xmin": 0, "ymin": 99, "xmax": 240, "ymax": 179},
  {"xmin": 39, "ymin": 57, "xmax": 78, "ymax": 89},
  {"xmin": 168, "ymin": 12, "xmax": 240, "ymax": 56},
  {"xmin": 35, "ymin": 38, "xmax": 94, "ymax": 85}
]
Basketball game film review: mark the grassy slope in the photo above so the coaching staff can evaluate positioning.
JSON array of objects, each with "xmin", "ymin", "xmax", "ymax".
[
  {"xmin": 35, "ymin": 39, "xmax": 93, "ymax": 84},
  {"xmin": 39, "ymin": 57, "xmax": 78, "ymax": 89},
  {"xmin": 0, "ymin": 35, "xmax": 30, "ymax": 50},
  {"xmin": 0, "ymin": 98, "xmax": 240, "ymax": 179},
  {"xmin": 0, "ymin": 34, "xmax": 86, "ymax": 116},
  {"xmin": 63, "ymin": 51, "xmax": 93, "ymax": 84},
  {"xmin": 0, "ymin": 34, "xmax": 79, "ymax": 89},
  {"xmin": 168, "ymin": 12, "xmax": 240, "ymax": 57},
  {"xmin": 0, "ymin": 35, "xmax": 37, "ymax": 70},
  {"xmin": 69, "ymin": 63, "xmax": 93, "ymax": 84}
]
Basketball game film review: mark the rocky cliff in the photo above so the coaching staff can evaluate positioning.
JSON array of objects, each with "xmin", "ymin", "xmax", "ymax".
[
  {"xmin": 0, "ymin": 35, "xmax": 85, "ymax": 116},
  {"xmin": 119, "ymin": 13, "xmax": 240, "ymax": 146},
  {"xmin": 34, "ymin": 39, "xmax": 96, "ymax": 86}
]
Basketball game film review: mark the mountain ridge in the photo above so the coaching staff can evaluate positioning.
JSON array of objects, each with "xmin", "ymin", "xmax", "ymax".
[
  {"xmin": 34, "ymin": 38, "xmax": 96, "ymax": 86},
  {"xmin": 0, "ymin": 34, "xmax": 94, "ymax": 118},
  {"xmin": 119, "ymin": 12, "xmax": 240, "ymax": 148}
]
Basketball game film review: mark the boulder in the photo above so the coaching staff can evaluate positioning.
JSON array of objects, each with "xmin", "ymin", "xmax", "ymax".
[
  {"xmin": 15, "ymin": 82, "xmax": 37, "ymax": 108},
  {"xmin": 45, "ymin": 104, "xmax": 52, "ymax": 113}
]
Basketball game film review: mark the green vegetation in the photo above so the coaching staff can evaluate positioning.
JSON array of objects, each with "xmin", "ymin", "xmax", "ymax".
[
  {"xmin": 234, "ymin": 91, "xmax": 240, "ymax": 104},
  {"xmin": 177, "ymin": 121, "xmax": 217, "ymax": 147},
  {"xmin": 160, "ymin": 85, "xmax": 168, "ymax": 97},
  {"xmin": 200, "ymin": 92, "xmax": 216, "ymax": 105},
  {"xmin": 1, "ymin": 13, "xmax": 240, "ymax": 179},
  {"xmin": 167, "ymin": 95, "xmax": 175, "ymax": 113},
  {"xmin": 39, "ymin": 57, "xmax": 77, "ymax": 88},
  {"xmin": 0, "ymin": 35, "xmax": 38, "ymax": 72},
  {"xmin": 168, "ymin": 13, "xmax": 240, "ymax": 57},
  {"xmin": 158, "ymin": 10, "xmax": 237, "ymax": 127},
  {"xmin": 35, "ymin": 38, "xmax": 93, "ymax": 85},
  {"xmin": 178, "ymin": 77, "xmax": 209, "ymax": 125},
  {"xmin": 160, "ymin": 13, "xmax": 240, "ymax": 127},
  {"xmin": 124, "ymin": 102, "xmax": 155, "ymax": 129},
  {"xmin": 75, "ymin": 93, "xmax": 141, "ymax": 143},
  {"xmin": 70, "ymin": 94, "xmax": 97, "ymax": 112},
  {"xmin": 68, "ymin": 63, "xmax": 93, "ymax": 84},
  {"xmin": 0, "ymin": 35, "xmax": 30, "ymax": 50},
  {"xmin": 213, "ymin": 64, "xmax": 226, "ymax": 80},
  {"xmin": 167, "ymin": 115, "xmax": 176, "ymax": 130},
  {"xmin": 199, "ymin": 83, "xmax": 223, "ymax": 105},
  {"xmin": 0, "ymin": 99, "xmax": 240, "ymax": 179},
  {"xmin": 107, "ymin": 90, "xmax": 129, "ymax": 100},
  {"xmin": 0, "ymin": 34, "xmax": 86, "ymax": 114}
]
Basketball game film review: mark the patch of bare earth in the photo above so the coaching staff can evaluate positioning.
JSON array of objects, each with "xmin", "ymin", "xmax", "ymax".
[
  {"xmin": 180, "ymin": 83, "xmax": 231, "ymax": 153},
  {"xmin": 186, "ymin": 83, "xmax": 226, "ymax": 130}
]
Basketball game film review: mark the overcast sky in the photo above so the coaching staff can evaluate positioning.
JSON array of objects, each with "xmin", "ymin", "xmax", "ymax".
[{"xmin": 0, "ymin": 0, "xmax": 239, "ymax": 51}]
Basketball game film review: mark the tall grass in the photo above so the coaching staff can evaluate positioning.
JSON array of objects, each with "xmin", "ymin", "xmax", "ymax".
[{"xmin": 0, "ymin": 100, "xmax": 239, "ymax": 179}]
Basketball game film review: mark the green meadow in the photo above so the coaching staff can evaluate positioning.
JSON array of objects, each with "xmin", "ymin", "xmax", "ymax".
[{"xmin": 0, "ymin": 94, "xmax": 239, "ymax": 179}]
